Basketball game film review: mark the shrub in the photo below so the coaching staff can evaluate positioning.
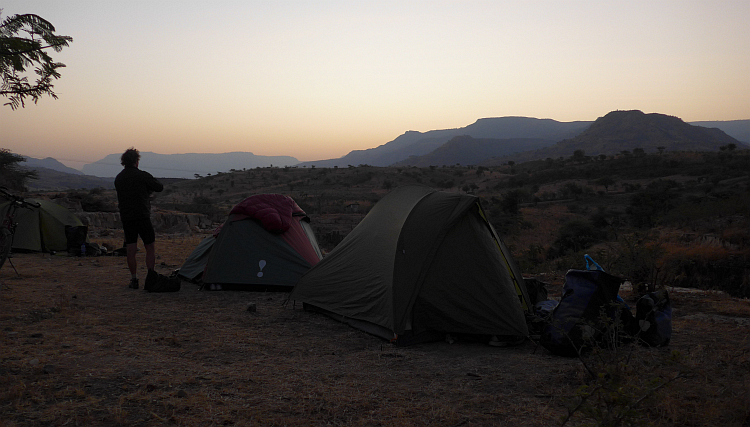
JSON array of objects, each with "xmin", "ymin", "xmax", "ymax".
[
  {"xmin": 605, "ymin": 233, "xmax": 665, "ymax": 287},
  {"xmin": 660, "ymin": 244, "xmax": 750, "ymax": 297},
  {"xmin": 500, "ymin": 189, "xmax": 526, "ymax": 215},
  {"xmin": 549, "ymin": 219, "xmax": 605, "ymax": 258},
  {"xmin": 562, "ymin": 347, "xmax": 687, "ymax": 427}
]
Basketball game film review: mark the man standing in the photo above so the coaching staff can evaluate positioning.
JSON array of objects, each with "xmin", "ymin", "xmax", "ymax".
[{"xmin": 114, "ymin": 148, "xmax": 163, "ymax": 289}]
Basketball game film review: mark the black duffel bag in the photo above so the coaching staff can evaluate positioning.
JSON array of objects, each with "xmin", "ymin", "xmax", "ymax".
[{"xmin": 144, "ymin": 270, "xmax": 181, "ymax": 293}]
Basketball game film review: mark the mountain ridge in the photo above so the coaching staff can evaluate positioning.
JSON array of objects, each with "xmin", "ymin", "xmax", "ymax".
[
  {"xmin": 17, "ymin": 112, "xmax": 750, "ymax": 185},
  {"xmin": 24, "ymin": 167, "xmax": 115, "ymax": 191},
  {"xmin": 81, "ymin": 151, "xmax": 300, "ymax": 179},
  {"xmin": 297, "ymin": 115, "xmax": 748, "ymax": 168},
  {"xmin": 297, "ymin": 116, "xmax": 592, "ymax": 168},
  {"xmin": 391, "ymin": 136, "xmax": 551, "ymax": 167},
  {"xmin": 22, "ymin": 157, "xmax": 84, "ymax": 175},
  {"xmin": 481, "ymin": 110, "xmax": 746, "ymax": 165}
]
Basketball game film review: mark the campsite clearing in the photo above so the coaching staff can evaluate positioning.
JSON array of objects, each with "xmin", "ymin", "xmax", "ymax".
[{"xmin": 1, "ymin": 235, "xmax": 749, "ymax": 426}]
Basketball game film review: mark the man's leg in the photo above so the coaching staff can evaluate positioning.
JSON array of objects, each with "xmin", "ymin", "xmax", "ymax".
[
  {"xmin": 126, "ymin": 242, "xmax": 138, "ymax": 275},
  {"xmin": 142, "ymin": 219, "xmax": 158, "ymax": 289},
  {"xmin": 144, "ymin": 242, "xmax": 156, "ymax": 272},
  {"xmin": 122, "ymin": 220, "xmax": 140, "ymax": 289}
]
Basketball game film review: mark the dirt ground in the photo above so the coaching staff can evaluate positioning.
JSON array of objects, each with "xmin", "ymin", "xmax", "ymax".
[{"xmin": 1, "ymin": 232, "xmax": 749, "ymax": 426}]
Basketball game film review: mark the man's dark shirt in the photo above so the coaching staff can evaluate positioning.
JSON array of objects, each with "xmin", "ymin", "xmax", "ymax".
[{"xmin": 114, "ymin": 166, "xmax": 164, "ymax": 221}]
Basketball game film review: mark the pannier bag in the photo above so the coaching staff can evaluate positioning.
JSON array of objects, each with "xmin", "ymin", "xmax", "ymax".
[
  {"xmin": 634, "ymin": 289, "xmax": 672, "ymax": 347},
  {"xmin": 541, "ymin": 269, "xmax": 625, "ymax": 357}
]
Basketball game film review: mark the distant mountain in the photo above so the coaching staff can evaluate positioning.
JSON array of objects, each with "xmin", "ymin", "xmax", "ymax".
[
  {"xmin": 482, "ymin": 110, "xmax": 746, "ymax": 165},
  {"xmin": 297, "ymin": 117, "xmax": 593, "ymax": 168},
  {"xmin": 296, "ymin": 115, "xmax": 747, "ymax": 168},
  {"xmin": 25, "ymin": 167, "xmax": 115, "ymax": 191},
  {"xmin": 20, "ymin": 113, "xmax": 750, "ymax": 181},
  {"xmin": 392, "ymin": 136, "xmax": 551, "ymax": 167},
  {"xmin": 82, "ymin": 151, "xmax": 300, "ymax": 178},
  {"xmin": 22, "ymin": 156, "xmax": 83, "ymax": 175},
  {"xmin": 19, "ymin": 156, "xmax": 114, "ymax": 191},
  {"xmin": 690, "ymin": 120, "xmax": 750, "ymax": 144}
]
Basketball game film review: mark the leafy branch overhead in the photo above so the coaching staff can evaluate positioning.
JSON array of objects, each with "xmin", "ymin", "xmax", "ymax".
[{"xmin": 0, "ymin": 10, "xmax": 73, "ymax": 110}]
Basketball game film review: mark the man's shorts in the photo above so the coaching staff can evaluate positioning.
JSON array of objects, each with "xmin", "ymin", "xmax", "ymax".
[{"xmin": 122, "ymin": 218, "xmax": 156, "ymax": 245}]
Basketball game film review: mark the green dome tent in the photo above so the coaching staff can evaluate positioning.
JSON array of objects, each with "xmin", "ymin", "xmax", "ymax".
[
  {"xmin": 290, "ymin": 185, "xmax": 532, "ymax": 346},
  {"xmin": 0, "ymin": 199, "xmax": 85, "ymax": 252}
]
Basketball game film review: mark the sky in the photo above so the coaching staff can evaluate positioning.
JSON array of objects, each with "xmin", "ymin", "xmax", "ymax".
[{"xmin": 2, "ymin": 1, "xmax": 749, "ymax": 170}]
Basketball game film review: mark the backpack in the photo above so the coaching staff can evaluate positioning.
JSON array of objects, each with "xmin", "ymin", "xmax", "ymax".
[
  {"xmin": 634, "ymin": 289, "xmax": 672, "ymax": 347},
  {"xmin": 541, "ymin": 269, "xmax": 626, "ymax": 357},
  {"xmin": 144, "ymin": 271, "xmax": 181, "ymax": 293}
]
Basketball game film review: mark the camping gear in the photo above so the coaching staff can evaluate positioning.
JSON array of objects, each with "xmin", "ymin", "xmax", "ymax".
[
  {"xmin": 524, "ymin": 277, "xmax": 555, "ymax": 336},
  {"xmin": 289, "ymin": 185, "xmax": 532, "ymax": 346},
  {"xmin": 144, "ymin": 270, "xmax": 182, "ymax": 293},
  {"xmin": 634, "ymin": 289, "xmax": 672, "ymax": 347},
  {"xmin": 524, "ymin": 277, "xmax": 550, "ymax": 306},
  {"xmin": 541, "ymin": 268, "xmax": 627, "ymax": 357},
  {"xmin": 585, "ymin": 253, "xmax": 604, "ymax": 271},
  {"xmin": 529, "ymin": 299, "xmax": 559, "ymax": 336},
  {"xmin": 64, "ymin": 225, "xmax": 88, "ymax": 255},
  {"xmin": 0, "ymin": 198, "xmax": 85, "ymax": 253},
  {"xmin": 192, "ymin": 194, "xmax": 322, "ymax": 291},
  {"xmin": 586, "ymin": 253, "xmax": 630, "ymax": 310}
]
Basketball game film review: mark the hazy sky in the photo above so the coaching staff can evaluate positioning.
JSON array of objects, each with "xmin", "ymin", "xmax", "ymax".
[{"xmin": 2, "ymin": 1, "xmax": 749, "ymax": 169}]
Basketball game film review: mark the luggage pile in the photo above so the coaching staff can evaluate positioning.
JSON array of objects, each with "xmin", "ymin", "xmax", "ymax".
[{"xmin": 532, "ymin": 255, "xmax": 672, "ymax": 357}]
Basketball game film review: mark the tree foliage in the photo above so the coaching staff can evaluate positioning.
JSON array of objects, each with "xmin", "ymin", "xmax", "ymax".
[
  {"xmin": 500, "ymin": 188, "xmax": 526, "ymax": 214},
  {"xmin": 0, "ymin": 10, "xmax": 73, "ymax": 110},
  {"xmin": 0, "ymin": 148, "xmax": 37, "ymax": 190},
  {"xmin": 551, "ymin": 218, "xmax": 604, "ymax": 256}
]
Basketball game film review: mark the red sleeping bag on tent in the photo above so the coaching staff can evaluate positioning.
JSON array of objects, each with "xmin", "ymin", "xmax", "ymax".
[{"xmin": 228, "ymin": 194, "xmax": 304, "ymax": 233}]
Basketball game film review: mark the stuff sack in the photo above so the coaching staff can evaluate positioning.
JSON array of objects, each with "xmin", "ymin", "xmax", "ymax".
[
  {"xmin": 144, "ymin": 271, "xmax": 181, "ymax": 293},
  {"xmin": 528, "ymin": 299, "xmax": 559, "ymax": 337},
  {"xmin": 541, "ymin": 269, "xmax": 624, "ymax": 357},
  {"xmin": 524, "ymin": 278, "xmax": 550, "ymax": 306},
  {"xmin": 634, "ymin": 289, "xmax": 672, "ymax": 347}
]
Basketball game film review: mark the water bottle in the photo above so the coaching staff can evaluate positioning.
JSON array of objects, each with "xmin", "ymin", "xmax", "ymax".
[{"xmin": 80, "ymin": 243, "xmax": 86, "ymax": 257}]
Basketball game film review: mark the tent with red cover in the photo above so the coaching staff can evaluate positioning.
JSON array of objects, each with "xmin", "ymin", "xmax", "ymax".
[{"xmin": 193, "ymin": 194, "xmax": 323, "ymax": 291}]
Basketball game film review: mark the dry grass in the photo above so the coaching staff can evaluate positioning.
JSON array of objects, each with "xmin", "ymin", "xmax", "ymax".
[{"xmin": 1, "ymin": 233, "xmax": 749, "ymax": 426}]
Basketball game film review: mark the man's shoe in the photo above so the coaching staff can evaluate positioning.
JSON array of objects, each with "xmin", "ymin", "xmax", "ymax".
[{"xmin": 129, "ymin": 278, "xmax": 139, "ymax": 289}]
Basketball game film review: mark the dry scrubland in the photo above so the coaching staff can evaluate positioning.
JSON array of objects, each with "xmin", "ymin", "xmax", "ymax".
[
  {"xmin": 1, "ymin": 230, "xmax": 749, "ymax": 426},
  {"xmin": 4, "ymin": 151, "xmax": 750, "ymax": 425}
]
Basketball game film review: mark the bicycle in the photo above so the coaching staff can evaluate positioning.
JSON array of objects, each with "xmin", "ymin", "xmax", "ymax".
[{"xmin": 0, "ymin": 186, "xmax": 41, "ymax": 274}]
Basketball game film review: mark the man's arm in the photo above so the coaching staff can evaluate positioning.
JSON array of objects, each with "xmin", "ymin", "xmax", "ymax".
[{"xmin": 144, "ymin": 171, "xmax": 164, "ymax": 193}]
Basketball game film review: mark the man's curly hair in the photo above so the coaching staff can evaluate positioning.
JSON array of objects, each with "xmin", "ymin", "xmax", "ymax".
[{"xmin": 120, "ymin": 147, "xmax": 140, "ymax": 167}]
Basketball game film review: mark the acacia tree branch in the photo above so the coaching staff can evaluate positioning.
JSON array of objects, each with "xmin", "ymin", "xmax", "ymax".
[
  {"xmin": 0, "ymin": 85, "xmax": 54, "ymax": 96},
  {"xmin": 0, "ymin": 11, "xmax": 72, "ymax": 109},
  {"xmin": 0, "ymin": 42, "xmax": 71, "ymax": 57}
]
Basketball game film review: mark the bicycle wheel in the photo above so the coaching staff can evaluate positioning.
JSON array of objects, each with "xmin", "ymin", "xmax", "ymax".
[{"xmin": 0, "ymin": 227, "xmax": 11, "ymax": 270}]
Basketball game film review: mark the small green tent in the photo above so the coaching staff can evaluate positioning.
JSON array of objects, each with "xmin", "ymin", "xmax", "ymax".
[
  {"xmin": 184, "ymin": 194, "xmax": 323, "ymax": 291},
  {"xmin": 0, "ymin": 199, "xmax": 84, "ymax": 252},
  {"xmin": 290, "ymin": 185, "xmax": 532, "ymax": 346}
]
